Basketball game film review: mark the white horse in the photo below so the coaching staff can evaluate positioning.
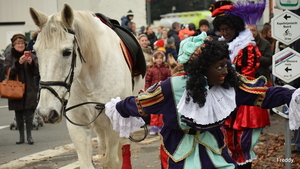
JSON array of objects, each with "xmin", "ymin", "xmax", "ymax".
[{"xmin": 29, "ymin": 4, "xmax": 145, "ymax": 169}]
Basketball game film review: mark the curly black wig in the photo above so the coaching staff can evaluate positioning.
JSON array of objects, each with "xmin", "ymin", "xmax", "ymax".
[
  {"xmin": 212, "ymin": 14, "xmax": 245, "ymax": 34},
  {"xmin": 183, "ymin": 40, "xmax": 239, "ymax": 107}
]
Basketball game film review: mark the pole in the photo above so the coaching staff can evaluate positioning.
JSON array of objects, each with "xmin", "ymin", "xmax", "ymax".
[
  {"xmin": 285, "ymin": 119, "xmax": 292, "ymax": 169},
  {"xmin": 270, "ymin": 0, "xmax": 274, "ymax": 22},
  {"xmin": 146, "ymin": 0, "xmax": 151, "ymax": 26}
]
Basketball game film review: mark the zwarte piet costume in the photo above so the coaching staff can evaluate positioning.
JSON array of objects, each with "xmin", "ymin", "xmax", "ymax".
[
  {"xmin": 104, "ymin": 32, "xmax": 297, "ymax": 169},
  {"xmin": 211, "ymin": 0, "xmax": 269, "ymax": 167}
]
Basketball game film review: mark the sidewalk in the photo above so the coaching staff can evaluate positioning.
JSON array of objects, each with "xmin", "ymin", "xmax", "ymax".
[{"xmin": 252, "ymin": 112, "xmax": 300, "ymax": 169}]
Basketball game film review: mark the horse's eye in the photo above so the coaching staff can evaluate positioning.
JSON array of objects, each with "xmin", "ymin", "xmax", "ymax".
[{"xmin": 62, "ymin": 50, "xmax": 72, "ymax": 57}]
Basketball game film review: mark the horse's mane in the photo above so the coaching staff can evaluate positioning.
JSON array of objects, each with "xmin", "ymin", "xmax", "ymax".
[{"xmin": 37, "ymin": 10, "xmax": 114, "ymax": 66}]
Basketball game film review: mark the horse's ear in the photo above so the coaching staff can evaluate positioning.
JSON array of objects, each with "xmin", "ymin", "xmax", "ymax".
[
  {"xmin": 61, "ymin": 3, "xmax": 74, "ymax": 29},
  {"xmin": 29, "ymin": 7, "xmax": 48, "ymax": 28}
]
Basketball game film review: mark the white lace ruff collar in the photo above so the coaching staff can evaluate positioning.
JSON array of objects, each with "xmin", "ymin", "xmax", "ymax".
[
  {"xmin": 177, "ymin": 86, "xmax": 236, "ymax": 125},
  {"xmin": 228, "ymin": 29, "xmax": 256, "ymax": 62}
]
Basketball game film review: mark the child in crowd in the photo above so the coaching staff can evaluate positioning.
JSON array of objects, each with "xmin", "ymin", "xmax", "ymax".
[
  {"xmin": 165, "ymin": 37, "xmax": 178, "ymax": 61},
  {"xmin": 178, "ymin": 24, "xmax": 195, "ymax": 40},
  {"xmin": 121, "ymin": 10, "xmax": 134, "ymax": 31},
  {"xmin": 182, "ymin": 33, "xmax": 190, "ymax": 40},
  {"xmin": 127, "ymin": 21, "xmax": 138, "ymax": 37},
  {"xmin": 154, "ymin": 39, "xmax": 166, "ymax": 53},
  {"xmin": 145, "ymin": 51, "xmax": 171, "ymax": 135}
]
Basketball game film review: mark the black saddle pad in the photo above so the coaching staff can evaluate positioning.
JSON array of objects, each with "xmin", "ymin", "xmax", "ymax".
[{"xmin": 94, "ymin": 13, "xmax": 146, "ymax": 78}]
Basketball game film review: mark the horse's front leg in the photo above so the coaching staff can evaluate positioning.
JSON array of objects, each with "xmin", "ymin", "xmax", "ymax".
[
  {"xmin": 93, "ymin": 125, "xmax": 106, "ymax": 161},
  {"xmin": 95, "ymin": 115, "xmax": 122, "ymax": 169},
  {"xmin": 67, "ymin": 122, "xmax": 94, "ymax": 169}
]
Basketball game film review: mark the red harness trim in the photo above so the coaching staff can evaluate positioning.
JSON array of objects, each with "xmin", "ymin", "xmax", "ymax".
[{"xmin": 120, "ymin": 40, "xmax": 133, "ymax": 72}]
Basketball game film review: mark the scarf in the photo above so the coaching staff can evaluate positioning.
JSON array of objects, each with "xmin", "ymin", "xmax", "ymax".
[
  {"xmin": 11, "ymin": 48, "xmax": 25, "ymax": 59},
  {"xmin": 142, "ymin": 46, "xmax": 152, "ymax": 55}
]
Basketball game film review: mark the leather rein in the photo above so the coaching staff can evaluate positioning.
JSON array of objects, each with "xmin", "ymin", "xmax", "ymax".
[{"xmin": 39, "ymin": 29, "xmax": 104, "ymax": 126}]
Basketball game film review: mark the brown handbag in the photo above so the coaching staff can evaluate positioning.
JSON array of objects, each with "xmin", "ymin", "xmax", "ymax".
[{"xmin": 0, "ymin": 68, "xmax": 25, "ymax": 99}]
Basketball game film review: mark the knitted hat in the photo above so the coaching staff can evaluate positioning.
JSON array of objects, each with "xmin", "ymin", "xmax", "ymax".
[
  {"xmin": 154, "ymin": 39, "xmax": 164, "ymax": 47},
  {"xmin": 127, "ymin": 10, "xmax": 134, "ymax": 17},
  {"xmin": 11, "ymin": 33, "xmax": 26, "ymax": 45},
  {"xmin": 167, "ymin": 37, "xmax": 175, "ymax": 44},
  {"xmin": 199, "ymin": 19, "xmax": 209, "ymax": 27}
]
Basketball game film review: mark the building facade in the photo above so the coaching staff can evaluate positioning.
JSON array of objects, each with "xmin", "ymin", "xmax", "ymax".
[{"xmin": 0, "ymin": 0, "xmax": 146, "ymax": 51}]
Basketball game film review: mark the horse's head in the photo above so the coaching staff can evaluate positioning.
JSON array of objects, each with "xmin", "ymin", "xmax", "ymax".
[{"xmin": 30, "ymin": 4, "xmax": 84, "ymax": 124}]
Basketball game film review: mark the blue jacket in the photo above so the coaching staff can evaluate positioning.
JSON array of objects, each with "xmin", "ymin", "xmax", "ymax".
[{"xmin": 121, "ymin": 16, "xmax": 131, "ymax": 31}]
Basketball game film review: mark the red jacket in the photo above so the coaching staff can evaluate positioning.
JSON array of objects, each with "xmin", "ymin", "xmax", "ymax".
[{"xmin": 145, "ymin": 64, "xmax": 171, "ymax": 89}]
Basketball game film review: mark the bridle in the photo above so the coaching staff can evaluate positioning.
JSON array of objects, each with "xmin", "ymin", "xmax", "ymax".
[
  {"xmin": 39, "ymin": 29, "xmax": 104, "ymax": 126},
  {"xmin": 38, "ymin": 29, "xmax": 147, "ymax": 142}
]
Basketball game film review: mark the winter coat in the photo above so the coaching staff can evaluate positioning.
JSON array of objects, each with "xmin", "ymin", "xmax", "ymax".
[
  {"xmin": 145, "ymin": 64, "xmax": 171, "ymax": 89},
  {"xmin": 3, "ymin": 48, "xmax": 39, "ymax": 110},
  {"xmin": 165, "ymin": 47, "xmax": 178, "ymax": 61},
  {"xmin": 146, "ymin": 32, "xmax": 157, "ymax": 50},
  {"xmin": 167, "ymin": 29, "xmax": 180, "ymax": 53},
  {"xmin": 121, "ymin": 16, "xmax": 131, "ymax": 31},
  {"xmin": 254, "ymin": 34, "xmax": 273, "ymax": 84}
]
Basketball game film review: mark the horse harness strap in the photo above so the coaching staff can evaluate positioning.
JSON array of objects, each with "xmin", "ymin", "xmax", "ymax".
[
  {"xmin": 39, "ymin": 29, "xmax": 104, "ymax": 126},
  {"xmin": 64, "ymin": 102, "xmax": 105, "ymax": 126}
]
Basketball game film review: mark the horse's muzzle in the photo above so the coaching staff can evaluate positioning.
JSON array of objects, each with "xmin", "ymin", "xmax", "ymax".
[{"xmin": 38, "ymin": 109, "xmax": 60, "ymax": 124}]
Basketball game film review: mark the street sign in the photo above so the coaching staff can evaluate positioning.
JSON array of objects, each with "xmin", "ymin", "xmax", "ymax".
[
  {"xmin": 276, "ymin": 0, "xmax": 300, "ymax": 10},
  {"xmin": 271, "ymin": 10, "xmax": 300, "ymax": 45},
  {"xmin": 272, "ymin": 47, "xmax": 300, "ymax": 83}
]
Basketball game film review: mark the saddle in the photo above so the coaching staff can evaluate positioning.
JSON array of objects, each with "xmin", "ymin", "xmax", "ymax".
[{"xmin": 95, "ymin": 13, "xmax": 146, "ymax": 78}]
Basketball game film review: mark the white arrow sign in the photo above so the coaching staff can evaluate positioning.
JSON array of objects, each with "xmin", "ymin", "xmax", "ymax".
[
  {"xmin": 272, "ymin": 47, "xmax": 300, "ymax": 83},
  {"xmin": 271, "ymin": 10, "xmax": 300, "ymax": 45}
]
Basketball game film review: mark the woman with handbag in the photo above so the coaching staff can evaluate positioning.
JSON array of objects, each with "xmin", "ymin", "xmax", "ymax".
[{"xmin": 3, "ymin": 33, "xmax": 39, "ymax": 145}]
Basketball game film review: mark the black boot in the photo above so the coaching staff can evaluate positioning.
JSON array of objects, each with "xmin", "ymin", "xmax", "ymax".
[
  {"xmin": 27, "ymin": 127, "xmax": 34, "ymax": 145},
  {"xmin": 15, "ymin": 114, "xmax": 25, "ymax": 144},
  {"xmin": 25, "ymin": 111, "xmax": 34, "ymax": 145}
]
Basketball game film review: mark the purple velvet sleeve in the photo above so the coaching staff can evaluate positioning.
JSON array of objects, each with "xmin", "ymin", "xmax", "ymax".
[
  {"xmin": 116, "ymin": 96, "xmax": 140, "ymax": 118},
  {"xmin": 236, "ymin": 86, "xmax": 295, "ymax": 108},
  {"xmin": 261, "ymin": 87, "xmax": 295, "ymax": 108}
]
